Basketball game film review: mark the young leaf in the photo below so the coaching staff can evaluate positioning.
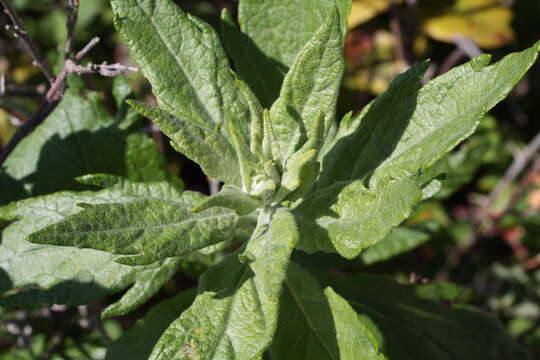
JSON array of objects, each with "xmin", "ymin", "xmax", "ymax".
[
  {"xmin": 269, "ymin": 9, "xmax": 345, "ymax": 163},
  {"xmin": 326, "ymin": 274, "xmax": 530, "ymax": 360},
  {"xmin": 149, "ymin": 208, "xmax": 299, "ymax": 360},
  {"xmin": 129, "ymin": 100, "xmax": 242, "ymax": 186},
  {"xmin": 238, "ymin": 0, "xmax": 351, "ymax": 68},
  {"xmin": 105, "ymin": 289, "xmax": 196, "ymax": 360},
  {"xmin": 272, "ymin": 263, "xmax": 387, "ymax": 360},
  {"xmin": 0, "ymin": 181, "xmax": 184, "ymax": 307},
  {"xmin": 0, "ymin": 90, "xmax": 170, "ymax": 205},
  {"xmin": 294, "ymin": 178, "xmax": 422, "ymax": 258},
  {"xmin": 101, "ymin": 257, "xmax": 182, "ymax": 319},
  {"xmin": 111, "ymin": 0, "xmax": 250, "ymax": 139},
  {"xmin": 29, "ymin": 194, "xmax": 238, "ymax": 266}
]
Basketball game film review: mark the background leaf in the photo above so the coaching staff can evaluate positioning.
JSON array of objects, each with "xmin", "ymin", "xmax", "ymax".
[
  {"xmin": 326, "ymin": 274, "xmax": 530, "ymax": 360},
  {"xmin": 0, "ymin": 90, "xmax": 170, "ymax": 205}
]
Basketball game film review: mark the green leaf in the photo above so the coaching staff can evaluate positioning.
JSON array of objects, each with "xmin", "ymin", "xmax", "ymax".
[
  {"xmin": 149, "ymin": 208, "xmax": 299, "ymax": 360},
  {"xmin": 0, "ymin": 180, "xmax": 185, "ymax": 307},
  {"xmin": 359, "ymin": 227, "xmax": 431, "ymax": 265},
  {"xmin": 269, "ymin": 9, "xmax": 345, "ymax": 164},
  {"xmin": 29, "ymin": 192, "xmax": 238, "ymax": 266},
  {"xmin": 129, "ymin": 100, "xmax": 242, "ymax": 186},
  {"xmin": 238, "ymin": 0, "xmax": 351, "ymax": 68},
  {"xmin": 272, "ymin": 263, "xmax": 387, "ymax": 360},
  {"xmin": 320, "ymin": 42, "xmax": 540, "ymax": 189},
  {"xmin": 105, "ymin": 289, "xmax": 196, "ymax": 360},
  {"xmin": 326, "ymin": 274, "xmax": 530, "ymax": 360},
  {"xmin": 420, "ymin": 116, "xmax": 504, "ymax": 198},
  {"xmin": 318, "ymin": 61, "xmax": 429, "ymax": 190},
  {"xmin": 192, "ymin": 185, "xmax": 261, "ymax": 216},
  {"xmin": 305, "ymin": 43, "xmax": 540, "ymax": 257},
  {"xmin": 111, "ymin": 0, "xmax": 250, "ymax": 138},
  {"xmin": 220, "ymin": 9, "xmax": 284, "ymax": 108},
  {"xmin": 295, "ymin": 178, "xmax": 422, "ymax": 259},
  {"xmin": 101, "ymin": 257, "xmax": 182, "ymax": 319},
  {"xmin": 0, "ymin": 90, "xmax": 171, "ymax": 205}
]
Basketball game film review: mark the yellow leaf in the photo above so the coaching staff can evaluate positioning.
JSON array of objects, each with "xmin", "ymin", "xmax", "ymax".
[
  {"xmin": 0, "ymin": 110, "xmax": 16, "ymax": 147},
  {"xmin": 421, "ymin": 0, "xmax": 514, "ymax": 49},
  {"xmin": 348, "ymin": 0, "xmax": 392, "ymax": 28}
]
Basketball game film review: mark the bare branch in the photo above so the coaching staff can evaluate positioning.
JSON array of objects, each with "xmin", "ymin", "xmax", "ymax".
[
  {"xmin": 485, "ymin": 130, "xmax": 540, "ymax": 211},
  {"xmin": 65, "ymin": 0, "xmax": 80, "ymax": 58},
  {"xmin": 0, "ymin": 0, "xmax": 54, "ymax": 83},
  {"xmin": 75, "ymin": 36, "xmax": 99, "ymax": 60},
  {"xmin": 453, "ymin": 35, "xmax": 482, "ymax": 58},
  {"xmin": 0, "ymin": 99, "xmax": 60, "ymax": 164}
]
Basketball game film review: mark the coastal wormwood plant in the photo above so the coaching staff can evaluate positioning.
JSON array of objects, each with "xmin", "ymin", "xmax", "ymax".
[{"xmin": 1, "ymin": 0, "xmax": 540, "ymax": 359}]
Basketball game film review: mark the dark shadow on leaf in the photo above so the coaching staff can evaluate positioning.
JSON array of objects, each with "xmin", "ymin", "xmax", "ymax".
[
  {"xmin": 0, "ymin": 279, "xmax": 118, "ymax": 308},
  {"xmin": 292, "ymin": 64, "xmax": 427, "ymax": 253},
  {"xmin": 220, "ymin": 17, "xmax": 286, "ymax": 108},
  {"xmin": 105, "ymin": 289, "xmax": 196, "ymax": 360},
  {"xmin": 318, "ymin": 62, "xmax": 427, "ymax": 190},
  {"xmin": 325, "ymin": 274, "xmax": 530, "ymax": 360},
  {"xmin": 0, "ymin": 268, "xmax": 12, "ymax": 294},
  {"xmin": 271, "ymin": 264, "xmax": 340, "ymax": 358},
  {"xmin": 206, "ymin": 250, "xmax": 254, "ymax": 300},
  {"xmin": 0, "ymin": 125, "xmax": 135, "ymax": 206}
]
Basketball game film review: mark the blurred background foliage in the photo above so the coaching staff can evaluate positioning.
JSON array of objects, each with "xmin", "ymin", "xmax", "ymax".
[{"xmin": 1, "ymin": 0, "xmax": 540, "ymax": 358}]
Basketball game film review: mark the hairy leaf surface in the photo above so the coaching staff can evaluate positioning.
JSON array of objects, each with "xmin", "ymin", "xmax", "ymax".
[
  {"xmin": 111, "ymin": 0, "xmax": 250, "ymax": 138},
  {"xmin": 295, "ymin": 178, "xmax": 422, "ymax": 258},
  {"xmin": 102, "ymin": 257, "xmax": 182, "ymax": 319},
  {"xmin": 269, "ymin": 9, "xmax": 345, "ymax": 164},
  {"xmin": 0, "ymin": 181, "xmax": 185, "ymax": 307},
  {"xmin": 149, "ymin": 209, "xmax": 298, "ymax": 360},
  {"xmin": 29, "ymin": 192, "xmax": 238, "ymax": 266},
  {"xmin": 320, "ymin": 42, "xmax": 540, "ymax": 189},
  {"xmin": 129, "ymin": 101, "xmax": 242, "ymax": 186}
]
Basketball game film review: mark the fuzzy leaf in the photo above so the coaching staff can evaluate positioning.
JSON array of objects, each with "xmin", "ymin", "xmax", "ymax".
[
  {"xmin": 0, "ymin": 90, "xmax": 170, "ymax": 205},
  {"xmin": 321, "ymin": 43, "xmax": 540, "ymax": 189},
  {"xmin": 269, "ymin": 9, "xmax": 345, "ymax": 163},
  {"xmin": 101, "ymin": 257, "xmax": 182, "ymax": 319},
  {"xmin": 295, "ymin": 178, "xmax": 422, "ymax": 258},
  {"xmin": 318, "ymin": 61, "xmax": 429, "ymax": 190},
  {"xmin": 0, "ymin": 181, "xmax": 186, "ymax": 307},
  {"xmin": 111, "ymin": 0, "xmax": 250, "ymax": 138},
  {"xmin": 29, "ymin": 193, "xmax": 238, "ymax": 266},
  {"xmin": 238, "ymin": 0, "xmax": 351, "ymax": 68},
  {"xmin": 272, "ymin": 263, "xmax": 387, "ymax": 360},
  {"xmin": 105, "ymin": 289, "xmax": 196, "ymax": 360},
  {"xmin": 149, "ymin": 208, "xmax": 298, "ymax": 360},
  {"xmin": 326, "ymin": 274, "xmax": 530, "ymax": 360},
  {"xmin": 129, "ymin": 100, "xmax": 242, "ymax": 186}
]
